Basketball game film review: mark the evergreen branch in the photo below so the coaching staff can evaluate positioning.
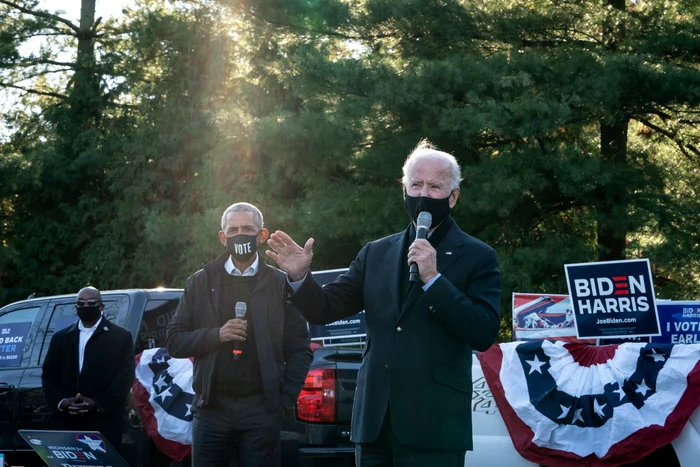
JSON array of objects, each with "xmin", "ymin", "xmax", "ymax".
[
  {"xmin": 14, "ymin": 31, "xmax": 74, "ymax": 40},
  {"xmin": 519, "ymin": 39, "xmax": 597, "ymax": 48},
  {"xmin": 13, "ymin": 67, "xmax": 73, "ymax": 81},
  {"xmin": 242, "ymin": 7, "xmax": 396, "ymax": 41},
  {"xmin": 0, "ymin": 0, "xmax": 80, "ymax": 33},
  {"xmin": 635, "ymin": 117, "xmax": 700, "ymax": 165},
  {"xmin": 10, "ymin": 59, "xmax": 77, "ymax": 69},
  {"xmin": 0, "ymin": 81, "xmax": 67, "ymax": 99}
]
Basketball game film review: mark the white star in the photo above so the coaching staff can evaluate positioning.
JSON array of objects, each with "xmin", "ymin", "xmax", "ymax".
[
  {"xmin": 635, "ymin": 379, "xmax": 651, "ymax": 397},
  {"xmin": 156, "ymin": 388, "xmax": 173, "ymax": 402},
  {"xmin": 649, "ymin": 349, "xmax": 666, "ymax": 362},
  {"xmin": 154, "ymin": 374, "xmax": 168, "ymax": 391},
  {"xmin": 613, "ymin": 383, "xmax": 626, "ymax": 402},
  {"xmin": 593, "ymin": 399, "xmax": 607, "ymax": 418},
  {"xmin": 525, "ymin": 354, "xmax": 546, "ymax": 375},
  {"xmin": 557, "ymin": 404, "xmax": 570, "ymax": 420},
  {"xmin": 185, "ymin": 403, "xmax": 192, "ymax": 417},
  {"xmin": 572, "ymin": 408, "xmax": 585, "ymax": 425},
  {"xmin": 155, "ymin": 356, "xmax": 166, "ymax": 364}
]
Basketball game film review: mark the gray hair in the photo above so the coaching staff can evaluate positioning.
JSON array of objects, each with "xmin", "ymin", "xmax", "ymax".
[
  {"xmin": 401, "ymin": 139, "xmax": 462, "ymax": 191},
  {"xmin": 221, "ymin": 202, "xmax": 264, "ymax": 231}
]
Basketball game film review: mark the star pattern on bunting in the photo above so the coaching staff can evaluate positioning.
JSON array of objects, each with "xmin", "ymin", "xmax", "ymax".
[
  {"xmin": 147, "ymin": 348, "xmax": 194, "ymax": 422},
  {"xmin": 516, "ymin": 342, "xmax": 669, "ymax": 428},
  {"xmin": 525, "ymin": 354, "xmax": 546, "ymax": 375}
]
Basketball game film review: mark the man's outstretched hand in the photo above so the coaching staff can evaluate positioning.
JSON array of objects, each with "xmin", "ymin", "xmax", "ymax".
[{"xmin": 266, "ymin": 231, "xmax": 314, "ymax": 282}]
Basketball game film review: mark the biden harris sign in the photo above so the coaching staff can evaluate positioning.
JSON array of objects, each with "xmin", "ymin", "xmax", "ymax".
[{"xmin": 565, "ymin": 259, "xmax": 661, "ymax": 339}]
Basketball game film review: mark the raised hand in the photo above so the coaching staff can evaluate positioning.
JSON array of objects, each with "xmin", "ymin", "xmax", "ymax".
[{"xmin": 266, "ymin": 230, "xmax": 314, "ymax": 282}]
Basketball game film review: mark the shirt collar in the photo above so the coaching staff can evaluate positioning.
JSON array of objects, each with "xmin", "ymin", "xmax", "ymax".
[
  {"xmin": 78, "ymin": 316, "xmax": 103, "ymax": 332},
  {"xmin": 225, "ymin": 253, "xmax": 259, "ymax": 276}
]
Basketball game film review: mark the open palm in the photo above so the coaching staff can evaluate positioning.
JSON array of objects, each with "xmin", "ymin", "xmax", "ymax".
[{"xmin": 266, "ymin": 230, "xmax": 314, "ymax": 281}]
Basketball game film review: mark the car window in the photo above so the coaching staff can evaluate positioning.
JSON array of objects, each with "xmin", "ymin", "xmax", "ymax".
[
  {"xmin": 37, "ymin": 296, "xmax": 130, "ymax": 365},
  {"xmin": 135, "ymin": 299, "xmax": 179, "ymax": 354},
  {"xmin": 0, "ymin": 306, "xmax": 44, "ymax": 369}
]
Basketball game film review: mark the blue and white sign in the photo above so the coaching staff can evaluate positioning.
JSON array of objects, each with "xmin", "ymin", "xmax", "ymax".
[
  {"xmin": 565, "ymin": 259, "xmax": 661, "ymax": 339},
  {"xmin": 652, "ymin": 301, "xmax": 700, "ymax": 344},
  {"xmin": 308, "ymin": 269, "xmax": 367, "ymax": 340},
  {"xmin": 0, "ymin": 321, "xmax": 31, "ymax": 368}
]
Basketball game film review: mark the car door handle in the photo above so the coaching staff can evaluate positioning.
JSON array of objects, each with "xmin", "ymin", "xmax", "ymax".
[{"xmin": 0, "ymin": 382, "xmax": 16, "ymax": 393}]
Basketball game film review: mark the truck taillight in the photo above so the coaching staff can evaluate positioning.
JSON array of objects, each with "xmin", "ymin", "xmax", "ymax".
[{"xmin": 297, "ymin": 367, "xmax": 336, "ymax": 423}]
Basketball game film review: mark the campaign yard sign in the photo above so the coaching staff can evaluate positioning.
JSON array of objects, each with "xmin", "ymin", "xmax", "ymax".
[
  {"xmin": 18, "ymin": 430, "xmax": 128, "ymax": 467},
  {"xmin": 0, "ymin": 321, "xmax": 31, "ymax": 368},
  {"xmin": 308, "ymin": 268, "xmax": 367, "ymax": 341},
  {"xmin": 653, "ymin": 301, "xmax": 700, "ymax": 344},
  {"xmin": 565, "ymin": 259, "xmax": 660, "ymax": 339}
]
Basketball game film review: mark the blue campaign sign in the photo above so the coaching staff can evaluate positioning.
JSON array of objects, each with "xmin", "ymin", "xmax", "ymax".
[
  {"xmin": 308, "ymin": 269, "xmax": 367, "ymax": 340},
  {"xmin": 652, "ymin": 302, "xmax": 700, "ymax": 344},
  {"xmin": 565, "ymin": 259, "xmax": 660, "ymax": 339},
  {"xmin": 0, "ymin": 321, "xmax": 31, "ymax": 368}
]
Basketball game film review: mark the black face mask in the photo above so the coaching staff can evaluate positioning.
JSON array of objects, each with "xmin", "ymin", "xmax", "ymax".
[
  {"xmin": 226, "ymin": 233, "xmax": 259, "ymax": 263},
  {"xmin": 76, "ymin": 305, "xmax": 101, "ymax": 322},
  {"xmin": 403, "ymin": 191, "xmax": 453, "ymax": 228}
]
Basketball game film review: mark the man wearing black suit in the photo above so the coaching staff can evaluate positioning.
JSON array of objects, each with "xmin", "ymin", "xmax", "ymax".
[
  {"xmin": 267, "ymin": 140, "xmax": 501, "ymax": 466},
  {"xmin": 42, "ymin": 286, "xmax": 135, "ymax": 453}
]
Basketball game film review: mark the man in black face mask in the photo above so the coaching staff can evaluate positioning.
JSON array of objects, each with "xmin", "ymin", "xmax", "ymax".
[
  {"xmin": 42, "ymin": 286, "xmax": 135, "ymax": 454},
  {"xmin": 166, "ymin": 202, "xmax": 312, "ymax": 467},
  {"xmin": 267, "ymin": 140, "xmax": 502, "ymax": 467}
]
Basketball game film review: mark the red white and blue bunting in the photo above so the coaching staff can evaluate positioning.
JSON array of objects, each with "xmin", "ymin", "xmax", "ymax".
[
  {"xmin": 481, "ymin": 341, "xmax": 700, "ymax": 466},
  {"xmin": 132, "ymin": 348, "xmax": 193, "ymax": 462}
]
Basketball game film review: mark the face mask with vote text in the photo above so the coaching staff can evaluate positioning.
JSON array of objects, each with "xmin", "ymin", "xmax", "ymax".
[{"xmin": 226, "ymin": 232, "xmax": 260, "ymax": 262}]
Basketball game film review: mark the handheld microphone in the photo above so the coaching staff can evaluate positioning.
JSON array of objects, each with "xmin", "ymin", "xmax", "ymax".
[
  {"xmin": 233, "ymin": 302, "xmax": 247, "ymax": 360},
  {"xmin": 409, "ymin": 211, "xmax": 432, "ymax": 283}
]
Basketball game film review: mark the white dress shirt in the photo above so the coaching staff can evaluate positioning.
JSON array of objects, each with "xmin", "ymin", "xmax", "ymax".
[
  {"xmin": 225, "ymin": 253, "xmax": 259, "ymax": 276},
  {"xmin": 78, "ymin": 316, "xmax": 103, "ymax": 372}
]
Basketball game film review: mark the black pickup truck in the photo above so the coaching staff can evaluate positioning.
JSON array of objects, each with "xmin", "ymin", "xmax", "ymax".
[{"xmin": 0, "ymin": 286, "xmax": 357, "ymax": 467}]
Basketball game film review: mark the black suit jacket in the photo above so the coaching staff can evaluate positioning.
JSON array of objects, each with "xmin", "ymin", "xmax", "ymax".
[
  {"xmin": 42, "ymin": 317, "xmax": 135, "ymax": 418},
  {"xmin": 290, "ymin": 221, "xmax": 501, "ymax": 451}
]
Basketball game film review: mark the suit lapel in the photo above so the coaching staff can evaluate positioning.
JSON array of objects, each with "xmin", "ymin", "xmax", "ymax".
[
  {"xmin": 386, "ymin": 231, "xmax": 406, "ymax": 318},
  {"xmin": 398, "ymin": 223, "xmax": 467, "ymax": 320},
  {"xmin": 435, "ymin": 226, "xmax": 467, "ymax": 276},
  {"xmin": 65, "ymin": 322, "xmax": 80, "ymax": 377}
]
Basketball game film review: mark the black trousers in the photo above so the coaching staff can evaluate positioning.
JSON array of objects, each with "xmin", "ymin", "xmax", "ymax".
[
  {"xmin": 191, "ymin": 393, "xmax": 283, "ymax": 467},
  {"xmin": 356, "ymin": 407, "xmax": 466, "ymax": 467}
]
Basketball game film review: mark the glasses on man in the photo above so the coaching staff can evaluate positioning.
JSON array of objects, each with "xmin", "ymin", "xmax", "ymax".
[{"xmin": 76, "ymin": 299, "xmax": 101, "ymax": 308}]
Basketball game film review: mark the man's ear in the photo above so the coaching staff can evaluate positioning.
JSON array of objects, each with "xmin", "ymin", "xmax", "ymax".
[
  {"xmin": 218, "ymin": 231, "xmax": 227, "ymax": 247},
  {"xmin": 259, "ymin": 228, "xmax": 270, "ymax": 244},
  {"xmin": 449, "ymin": 188, "xmax": 460, "ymax": 209}
]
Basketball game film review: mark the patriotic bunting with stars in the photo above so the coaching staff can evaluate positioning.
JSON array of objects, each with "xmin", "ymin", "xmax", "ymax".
[
  {"xmin": 132, "ymin": 348, "xmax": 194, "ymax": 461},
  {"xmin": 480, "ymin": 341, "xmax": 700, "ymax": 467}
]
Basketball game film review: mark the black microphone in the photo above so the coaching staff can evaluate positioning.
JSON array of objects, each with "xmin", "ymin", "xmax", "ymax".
[
  {"xmin": 233, "ymin": 301, "xmax": 247, "ymax": 360},
  {"xmin": 409, "ymin": 211, "xmax": 432, "ymax": 283}
]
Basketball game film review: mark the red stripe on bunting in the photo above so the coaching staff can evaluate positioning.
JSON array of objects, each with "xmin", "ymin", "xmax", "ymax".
[
  {"xmin": 132, "ymin": 352, "xmax": 191, "ymax": 462},
  {"xmin": 480, "ymin": 344, "xmax": 700, "ymax": 467}
]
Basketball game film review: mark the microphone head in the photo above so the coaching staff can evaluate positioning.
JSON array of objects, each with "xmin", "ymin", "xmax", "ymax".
[
  {"xmin": 235, "ymin": 301, "xmax": 247, "ymax": 319},
  {"xmin": 416, "ymin": 211, "xmax": 432, "ymax": 231}
]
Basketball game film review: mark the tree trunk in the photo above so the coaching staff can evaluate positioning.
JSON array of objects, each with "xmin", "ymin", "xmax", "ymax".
[
  {"xmin": 597, "ymin": 118, "xmax": 629, "ymax": 261},
  {"xmin": 596, "ymin": 0, "xmax": 628, "ymax": 261},
  {"xmin": 77, "ymin": 0, "xmax": 96, "ymax": 65}
]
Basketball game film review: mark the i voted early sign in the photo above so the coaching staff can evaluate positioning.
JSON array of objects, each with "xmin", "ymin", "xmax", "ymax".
[{"xmin": 565, "ymin": 259, "xmax": 661, "ymax": 339}]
